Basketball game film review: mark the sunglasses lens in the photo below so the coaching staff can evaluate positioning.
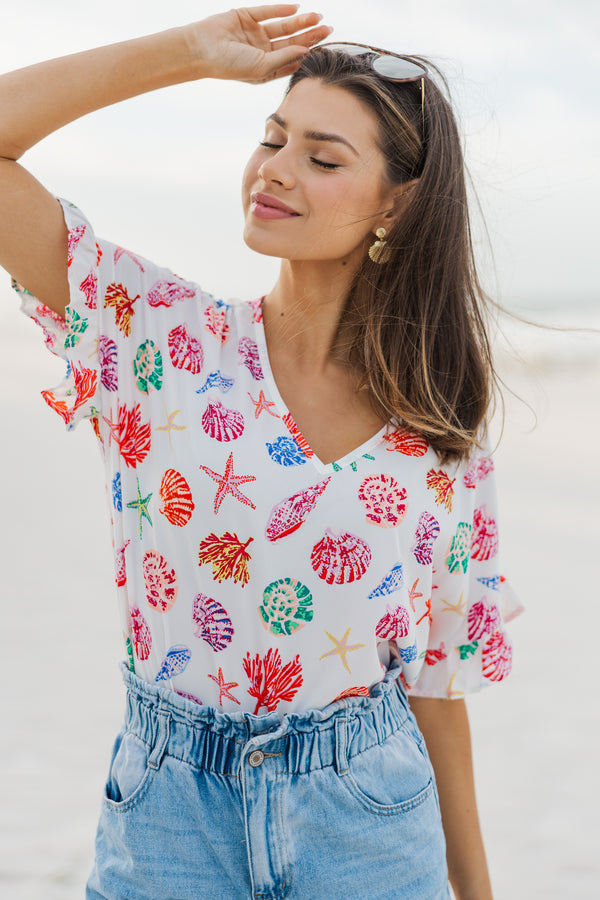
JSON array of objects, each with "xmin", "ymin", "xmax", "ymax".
[
  {"xmin": 372, "ymin": 56, "xmax": 426, "ymax": 82},
  {"xmin": 324, "ymin": 43, "xmax": 371, "ymax": 57}
]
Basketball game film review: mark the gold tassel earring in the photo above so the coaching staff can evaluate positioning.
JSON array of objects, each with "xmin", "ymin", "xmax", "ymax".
[{"xmin": 368, "ymin": 227, "xmax": 392, "ymax": 264}]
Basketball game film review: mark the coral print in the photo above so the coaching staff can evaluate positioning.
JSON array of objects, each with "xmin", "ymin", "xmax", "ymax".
[
  {"xmin": 98, "ymin": 336, "xmax": 118, "ymax": 391},
  {"xmin": 265, "ymin": 478, "xmax": 331, "ymax": 541},
  {"xmin": 67, "ymin": 224, "xmax": 86, "ymax": 266},
  {"xmin": 367, "ymin": 563, "xmax": 404, "ymax": 599},
  {"xmin": 358, "ymin": 473, "xmax": 408, "ymax": 528},
  {"xmin": 238, "ymin": 336, "xmax": 263, "ymax": 380},
  {"xmin": 192, "ymin": 593, "xmax": 234, "ymax": 651},
  {"xmin": 204, "ymin": 304, "xmax": 231, "ymax": 344},
  {"xmin": 168, "ymin": 323, "xmax": 204, "ymax": 373},
  {"xmin": 130, "ymin": 606, "xmax": 152, "ymax": 660},
  {"xmin": 376, "ymin": 604, "xmax": 410, "ymax": 641},
  {"xmin": 41, "ymin": 362, "xmax": 98, "ymax": 425},
  {"xmin": 197, "ymin": 371, "xmax": 235, "ymax": 394},
  {"xmin": 146, "ymin": 279, "xmax": 195, "ymax": 308},
  {"xmin": 471, "ymin": 505, "xmax": 499, "ymax": 561},
  {"xmin": 142, "ymin": 550, "xmax": 178, "ymax": 612},
  {"xmin": 201, "ymin": 400, "xmax": 245, "ymax": 442},
  {"xmin": 198, "ymin": 532, "xmax": 254, "ymax": 586},
  {"xmin": 445, "ymin": 522, "xmax": 472, "ymax": 575},
  {"xmin": 426, "ymin": 468, "xmax": 456, "ymax": 512},
  {"xmin": 103, "ymin": 402, "xmax": 151, "ymax": 467},
  {"xmin": 463, "ymin": 456, "xmax": 494, "ymax": 488},
  {"xmin": 383, "ymin": 428, "xmax": 429, "ymax": 457},
  {"xmin": 133, "ymin": 339, "xmax": 163, "ymax": 393},
  {"xmin": 79, "ymin": 270, "xmax": 98, "ymax": 309},
  {"xmin": 412, "ymin": 512, "xmax": 440, "ymax": 565},
  {"xmin": 259, "ymin": 578, "xmax": 314, "ymax": 636},
  {"xmin": 155, "ymin": 645, "xmax": 191, "ymax": 682},
  {"xmin": 159, "ymin": 468, "xmax": 195, "ymax": 526},
  {"xmin": 104, "ymin": 282, "xmax": 140, "ymax": 337},
  {"xmin": 481, "ymin": 631, "xmax": 512, "ymax": 682},
  {"xmin": 311, "ymin": 530, "xmax": 372, "ymax": 585},
  {"xmin": 243, "ymin": 648, "xmax": 303, "ymax": 714},
  {"xmin": 266, "ymin": 435, "xmax": 308, "ymax": 467}
]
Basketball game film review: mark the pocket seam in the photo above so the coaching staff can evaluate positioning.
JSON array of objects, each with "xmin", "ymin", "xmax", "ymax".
[{"xmin": 338, "ymin": 770, "xmax": 434, "ymax": 816}]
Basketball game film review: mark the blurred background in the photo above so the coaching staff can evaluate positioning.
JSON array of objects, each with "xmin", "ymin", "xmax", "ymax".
[{"xmin": 1, "ymin": 1, "xmax": 599, "ymax": 897}]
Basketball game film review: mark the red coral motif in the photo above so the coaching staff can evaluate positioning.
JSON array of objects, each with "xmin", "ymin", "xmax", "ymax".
[
  {"xmin": 198, "ymin": 532, "xmax": 254, "ymax": 586},
  {"xmin": 67, "ymin": 224, "xmax": 86, "ymax": 266},
  {"xmin": 79, "ymin": 270, "xmax": 98, "ymax": 309},
  {"xmin": 41, "ymin": 390, "xmax": 71, "ymax": 423},
  {"xmin": 104, "ymin": 403, "xmax": 151, "ymax": 467},
  {"xmin": 104, "ymin": 282, "xmax": 140, "ymax": 336},
  {"xmin": 426, "ymin": 469, "xmax": 456, "ymax": 512},
  {"xmin": 242, "ymin": 648, "xmax": 303, "ymax": 714}
]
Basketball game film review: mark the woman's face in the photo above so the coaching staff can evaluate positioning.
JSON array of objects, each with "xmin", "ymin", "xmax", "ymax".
[{"xmin": 242, "ymin": 78, "xmax": 395, "ymax": 265}]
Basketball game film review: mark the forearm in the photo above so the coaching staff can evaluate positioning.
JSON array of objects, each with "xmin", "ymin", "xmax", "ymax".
[
  {"xmin": 408, "ymin": 696, "xmax": 493, "ymax": 900},
  {"xmin": 0, "ymin": 28, "xmax": 199, "ymax": 160}
]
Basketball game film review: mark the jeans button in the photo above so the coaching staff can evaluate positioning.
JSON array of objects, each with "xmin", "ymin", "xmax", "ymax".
[{"xmin": 248, "ymin": 750, "xmax": 265, "ymax": 767}]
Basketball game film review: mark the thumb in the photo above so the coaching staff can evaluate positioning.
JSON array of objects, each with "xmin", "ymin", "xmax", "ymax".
[{"xmin": 257, "ymin": 44, "xmax": 309, "ymax": 78}]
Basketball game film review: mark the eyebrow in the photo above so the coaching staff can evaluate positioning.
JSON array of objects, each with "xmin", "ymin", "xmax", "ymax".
[{"xmin": 266, "ymin": 113, "xmax": 360, "ymax": 157}]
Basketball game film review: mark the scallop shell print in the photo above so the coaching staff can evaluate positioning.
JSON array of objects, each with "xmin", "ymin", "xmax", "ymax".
[
  {"xmin": 98, "ymin": 336, "xmax": 118, "ymax": 391},
  {"xmin": 471, "ymin": 506, "xmax": 499, "ymax": 561},
  {"xmin": 155, "ymin": 645, "xmax": 191, "ymax": 682},
  {"xmin": 259, "ymin": 578, "xmax": 314, "ymax": 636},
  {"xmin": 463, "ymin": 456, "xmax": 494, "ymax": 488},
  {"xmin": 311, "ymin": 529, "xmax": 371, "ymax": 585},
  {"xmin": 383, "ymin": 428, "xmax": 429, "ymax": 457},
  {"xmin": 201, "ymin": 400, "xmax": 245, "ymax": 442},
  {"xmin": 133, "ymin": 339, "xmax": 163, "ymax": 393},
  {"xmin": 445, "ymin": 522, "xmax": 472, "ymax": 575},
  {"xmin": 376, "ymin": 603, "xmax": 410, "ymax": 640},
  {"xmin": 265, "ymin": 478, "xmax": 331, "ymax": 541},
  {"xmin": 130, "ymin": 606, "xmax": 152, "ymax": 660},
  {"xmin": 358, "ymin": 474, "xmax": 408, "ymax": 528},
  {"xmin": 467, "ymin": 597, "xmax": 502, "ymax": 641},
  {"xmin": 481, "ymin": 631, "xmax": 512, "ymax": 682},
  {"xmin": 367, "ymin": 563, "xmax": 404, "ymax": 599},
  {"xmin": 159, "ymin": 468, "xmax": 195, "ymax": 527},
  {"xmin": 168, "ymin": 323, "xmax": 204, "ymax": 374},
  {"xmin": 412, "ymin": 512, "xmax": 440, "ymax": 565},
  {"xmin": 192, "ymin": 593, "xmax": 234, "ymax": 651},
  {"xmin": 142, "ymin": 550, "xmax": 178, "ymax": 612},
  {"xmin": 238, "ymin": 336, "xmax": 263, "ymax": 380}
]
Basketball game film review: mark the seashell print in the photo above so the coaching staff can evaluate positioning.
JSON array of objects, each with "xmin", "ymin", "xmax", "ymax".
[
  {"xmin": 124, "ymin": 635, "xmax": 135, "ymax": 672},
  {"xmin": 471, "ymin": 505, "xmax": 499, "ymax": 561},
  {"xmin": 399, "ymin": 643, "xmax": 418, "ymax": 664},
  {"xmin": 204, "ymin": 304, "xmax": 231, "ymax": 344},
  {"xmin": 133, "ymin": 339, "xmax": 163, "ymax": 393},
  {"xmin": 481, "ymin": 631, "xmax": 512, "ymax": 682},
  {"xmin": 98, "ymin": 336, "xmax": 118, "ymax": 392},
  {"xmin": 238, "ymin": 336, "xmax": 263, "ymax": 380},
  {"xmin": 64, "ymin": 307, "xmax": 89, "ymax": 349},
  {"xmin": 168, "ymin": 323, "xmax": 204, "ymax": 374},
  {"xmin": 463, "ymin": 456, "xmax": 494, "ymax": 489},
  {"xmin": 412, "ymin": 511, "xmax": 440, "ymax": 565},
  {"xmin": 258, "ymin": 578, "xmax": 314, "ymax": 636},
  {"xmin": 282, "ymin": 413, "xmax": 313, "ymax": 458},
  {"xmin": 196, "ymin": 370, "xmax": 235, "ymax": 394},
  {"xmin": 114, "ymin": 539, "xmax": 130, "ymax": 587},
  {"xmin": 333, "ymin": 686, "xmax": 370, "ymax": 701},
  {"xmin": 155, "ymin": 645, "xmax": 191, "ymax": 681},
  {"xmin": 113, "ymin": 246, "xmax": 144, "ymax": 271},
  {"xmin": 266, "ymin": 435, "xmax": 307, "ymax": 467},
  {"xmin": 146, "ymin": 279, "xmax": 195, "ymax": 307},
  {"xmin": 67, "ymin": 223, "xmax": 86, "ymax": 266},
  {"xmin": 445, "ymin": 522, "xmax": 472, "ymax": 574},
  {"xmin": 111, "ymin": 472, "xmax": 122, "ymax": 511},
  {"xmin": 467, "ymin": 597, "xmax": 502, "ymax": 641},
  {"xmin": 311, "ymin": 529, "xmax": 371, "ymax": 585},
  {"xmin": 130, "ymin": 606, "xmax": 152, "ymax": 660},
  {"xmin": 358, "ymin": 473, "xmax": 408, "ymax": 528},
  {"xmin": 79, "ymin": 270, "xmax": 98, "ymax": 309},
  {"xmin": 477, "ymin": 575, "xmax": 501, "ymax": 591},
  {"xmin": 248, "ymin": 297, "xmax": 264, "ymax": 323},
  {"xmin": 192, "ymin": 593, "xmax": 234, "ymax": 651},
  {"xmin": 159, "ymin": 468, "xmax": 195, "ymax": 527},
  {"xmin": 201, "ymin": 400, "xmax": 245, "ymax": 442},
  {"xmin": 376, "ymin": 603, "xmax": 410, "ymax": 641},
  {"xmin": 383, "ymin": 428, "xmax": 429, "ymax": 457},
  {"xmin": 175, "ymin": 690, "xmax": 203, "ymax": 706},
  {"xmin": 265, "ymin": 478, "xmax": 331, "ymax": 541},
  {"xmin": 424, "ymin": 643, "xmax": 447, "ymax": 666},
  {"xmin": 142, "ymin": 550, "xmax": 178, "ymax": 612},
  {"xmin": 368, "ymin": 563, "xmax": 404, "ymax": 599}
]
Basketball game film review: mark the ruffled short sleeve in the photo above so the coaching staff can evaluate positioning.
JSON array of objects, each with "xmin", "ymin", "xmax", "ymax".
[{"xmin": 406, "ymin": 448, "xmax": 523, "ymax": 699}]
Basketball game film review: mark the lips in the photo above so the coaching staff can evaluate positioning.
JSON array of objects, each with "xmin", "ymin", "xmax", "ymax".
[{"xmin": 251, "ymin": 192, "xmax": 301, "ymax": 220}]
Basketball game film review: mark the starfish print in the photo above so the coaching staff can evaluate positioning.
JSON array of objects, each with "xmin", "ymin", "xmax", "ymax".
[
  {"xmin": 156, "ymin": 408, "xmax": 186, "ymax": 449},
  {"xmin": 126, "ymin": 477, "xmax": 153, "ymax": 539},
  {"xmin": 208, "ymin": 667, "xmax": 240, "ymax": 706},
  {"xmin": 248, "ymin": 389, "xmax": 279, "ymax": 419},
  {"xmin": 199, "ymin": 452, "xmax": 256, "ymax": 513},
  {"xmin": 88, "ymin": 337, "xmax": 99, "ymax": 359},
  {"xmin": 441, "ymin": 593, "xmax": 466, "ymax": 616},
  {"xmin": 407, "ymin": 578, "xmax": 424, "ymax": 613},
  {"xmin": 446, "ymin": 673, "xmax": 465, "ymax": 700},
  {"xmin": 102, "ymin": 409, "xmax": 120, "ymax": 448},
  {"xmin": 319, "ymin": 628, "xmax": 366, "ymax": 674},
  {"xmin": 416, "ymin": 597, "xmax": 432, "ymax": 626}
]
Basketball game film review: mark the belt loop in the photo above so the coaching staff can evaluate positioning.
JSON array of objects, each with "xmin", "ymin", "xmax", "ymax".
[
  {"xmin": 148, "ymin": 700, "xmax": 171, "ymax": 771},
  {"xmin": 334, "ymin": 713, "xmax": 349, "ymax": 776}
]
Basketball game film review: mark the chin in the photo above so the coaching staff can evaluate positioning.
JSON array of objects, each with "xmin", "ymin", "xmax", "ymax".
[{"xmin": 243, "ymin": 225, "xmax": 288, "ymax": 260}]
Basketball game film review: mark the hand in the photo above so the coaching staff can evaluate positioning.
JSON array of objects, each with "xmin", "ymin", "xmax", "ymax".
[{"xmin": 189, "ymin": 4, "xmax": 332, "ymax": 84}]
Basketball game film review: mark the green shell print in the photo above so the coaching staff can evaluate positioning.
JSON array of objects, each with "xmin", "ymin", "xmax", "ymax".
[
  {"xmin": 64, "ymin": 307, "xmax": 89, "ymax": 349},
  {"xmin": 133, "ymin": 339, "xmax": 163, "ymax": 393},
  {"xmin": 259, "ymin": 578, "xmax": 314, "ymax": 636},
  {"xmin": 445, "ymin": 522, "xmax": 472, "ymax": 574}
]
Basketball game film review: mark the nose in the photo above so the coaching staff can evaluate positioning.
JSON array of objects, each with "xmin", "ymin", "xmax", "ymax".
[{"xmin": 258, "ymin": 147, "xmax": 296, "ymax": 190}]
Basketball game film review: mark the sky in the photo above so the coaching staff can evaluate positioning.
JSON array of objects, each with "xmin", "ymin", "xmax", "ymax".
[{"xmin": 2, "ymin": 0, "xmax": 599, "ymax": 311}]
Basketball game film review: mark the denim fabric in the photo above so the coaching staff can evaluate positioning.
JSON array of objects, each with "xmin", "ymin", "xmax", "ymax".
[{"xmin": 86, "ymin": 663, "xmax": 450, "ymax": 899}]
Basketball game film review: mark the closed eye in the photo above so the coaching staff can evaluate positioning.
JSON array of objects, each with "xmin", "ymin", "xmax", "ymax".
[{"xmin": 259, "ymin": 141, "xmax": 341, "ymax": 171}]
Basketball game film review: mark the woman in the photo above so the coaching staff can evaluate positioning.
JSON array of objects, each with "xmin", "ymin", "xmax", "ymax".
[{"xmin": 0, "ymin": 5, "xmax": 521, "ymax": 899}]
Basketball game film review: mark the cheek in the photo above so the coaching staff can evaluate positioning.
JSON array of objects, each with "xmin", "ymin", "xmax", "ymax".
[{"xmin": 241, "ymin": 150, "xmax": 262, "ymax": 210}]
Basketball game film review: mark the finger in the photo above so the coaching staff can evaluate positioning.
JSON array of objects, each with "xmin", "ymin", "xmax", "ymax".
[
  {"xmin": 256, "ymin": 44, "xmax": 311, "ymax": 76},
  {"xmin": 263, "ymin": 11, "xmax": 324, "ymax": 39},
  {"xmin": 270, "ymin": 24, "xmax": 332, "ymax": 50},
  {"xmin": 245, "ymin": 4, "xmax": 301, "ymax": 23}
]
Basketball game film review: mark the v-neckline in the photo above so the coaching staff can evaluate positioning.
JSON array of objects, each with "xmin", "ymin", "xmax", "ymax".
[{"xmin": 252, "ymin": 302, "xmax": 388, "ymax": 474}]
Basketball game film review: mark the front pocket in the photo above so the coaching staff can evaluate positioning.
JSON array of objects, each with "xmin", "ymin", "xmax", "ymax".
[{"xmin": 103, "ymin": 730, "xmax": 158, "ymax": 812}]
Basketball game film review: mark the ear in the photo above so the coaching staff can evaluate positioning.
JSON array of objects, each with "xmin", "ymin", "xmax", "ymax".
[{"xmin": 378, "ymin": 179, "xmax": 419, "ymax": 231}]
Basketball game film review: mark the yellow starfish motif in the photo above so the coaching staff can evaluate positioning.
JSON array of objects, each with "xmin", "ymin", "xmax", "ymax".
[
  {"xmin": 320, "ymin": 628, "xmax": 366, "ymax": 674},
  {"xmin": 156, "ymin": 408, "xmax": 186, "ymax": 449},
  {"xmin": 446, "ymin": 673, "xmax": 464, "ymax": 700},
  {"xmin": 441, "ymin": 593, "xmax": 466, "ymax": 616}
]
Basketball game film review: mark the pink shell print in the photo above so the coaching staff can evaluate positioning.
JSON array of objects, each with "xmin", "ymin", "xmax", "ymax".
[
  {"xmin": 383, "ymin": 428, "xmax": 429, "ymax": 457},
  {"xmin": 265, "ymin": 478, "xmax": 331, "ymax": 541},
  {"xmin": 376, "ymin": 604, "xmax": 410, "ymax": 641},
  {"xmin": 412, "ymin": 512, "xmax": 440, "ymax": 565},
  {"xmin": 471, "ymin": 505, "xmax": 499, "ymax": 561},
  {"xmin": 147, "ymin": 279, "xmax": 195, "ymax": 307},
  {"xmin": 247, "ymin": 298, "xmax": 263, "ymax": 323},
  {"xmin": 168, "ymin": 323, "xmax": 204, "ymax": 374},
  {"xmin": 311, "ymin": 529, "xmax": 372, "ymax": 584},
  {"xmin": 142, "ymin": 550, "xmax": 178, "ymax": 612},
  {"xmin": 67, "ymin": 224, "xmax": 86, "ymax": 266},
  {"xmin": 201, "ymin": 400, "xmax": 245, "ymax": 442},
  {"xmin": 238, "ymin": 336, "xmax": 263, "ymax": 380},
  {"xmin": 159, "ymin": 468, "xmax": 195, "ymax": 527},
  {"xmin": 204, "ymin": 304, "xmax": 231, "ymax": 344},
  {"xmin": 114, "ymin": 539, "xmax": 131, "ymax": 587},
  {"xmin": 481, "ymin": 631, "xmax": 512, "ymax": 682},
  {"xmin": 358, "ymin": 474, "xmax": 408, "ymax": 528},
  {"xmin": 130, "ymin": 606, "xmax": 152, "ymax": 660},
  {"xmin": 467, "ymin": 597, "xmax": 502, "ymax": 641},
  {"xmin": 192, "ymin": 593, "xmax": 234, "ymax": 651},
  {"xmin": 98, "ymin": 336, "xmax": 118, "ymax": 392},
  {"xmin": 463, "ymin": 456, "xmax": 494, "ymax": 488}
]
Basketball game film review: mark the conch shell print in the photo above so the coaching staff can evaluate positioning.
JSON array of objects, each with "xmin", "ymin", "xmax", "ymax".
[
  {"xmin": 192, "ymin": 593, "xmax": 234, "ymax": 651},
  {"xmin": 155, "ymin": 645, "xmax": 191, "ymax": 681},
  {"xmin": 142, "ymin": 550, "xmax": 178, "ymax": 612},
  {"xmin": 358, "ymin": 474, "xmax": 408, "ymax": 528},
  {"xmin": 159, "ymin": 468, "xmax": 195, "ymax": 527},
  {"xmin": 311, "ymin": 529, "xmax": 371, "ymax": 585},
  {"xmin": 265, "ymin": 478, "xmax": 331, "ymax": 541},
  {"xmin": 130, "ymin": 606, "xmax": 152, "ymax": 660},
  {"xmin": 201, "ymin": 400, "xmax": 245, "ymax": 442}
]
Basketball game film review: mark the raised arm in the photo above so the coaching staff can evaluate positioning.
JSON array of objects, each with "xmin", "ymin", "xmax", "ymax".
[{"xmin": 0, "ymin": 5, "xmax": 329, "ymax": 316}]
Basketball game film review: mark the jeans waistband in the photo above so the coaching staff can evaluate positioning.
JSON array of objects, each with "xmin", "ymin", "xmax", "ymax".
[{"xmin": 118, "ymin": 662, "xmax": 411, "ymax": 777}]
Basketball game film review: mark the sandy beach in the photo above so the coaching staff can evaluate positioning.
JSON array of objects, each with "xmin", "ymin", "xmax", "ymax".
[{"xmin": 1, "ymin": 296, "xmax": 599, "ymax": 899}]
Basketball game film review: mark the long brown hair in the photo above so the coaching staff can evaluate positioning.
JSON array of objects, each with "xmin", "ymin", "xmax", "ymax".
[{"xmin": 288, "ymin": 49, "xmax": 496, "ymax": 463}]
